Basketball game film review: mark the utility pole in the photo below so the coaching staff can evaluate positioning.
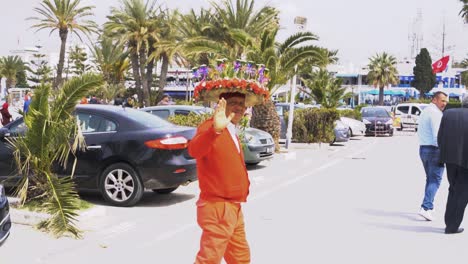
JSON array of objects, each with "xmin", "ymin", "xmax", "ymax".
[
  {"xmin": 441, "ymin": 20, "xmax": 446, "ymax": 57},
  {"xmin": 285, "ymin": 16, "xmax": 307, "ymax": 149}
]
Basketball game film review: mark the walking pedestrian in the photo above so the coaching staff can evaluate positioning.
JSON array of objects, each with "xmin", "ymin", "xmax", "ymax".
[
  {"xmin": 438, "ymin": 96, "xmax": 468, "ymax": 234},
  {"xmin": 188, "ymin": 64, "xmax": 269, "ymax": 263},
  {"xmin": 417, "ymin": 91, "xmax": 448, "ymax": 220}
]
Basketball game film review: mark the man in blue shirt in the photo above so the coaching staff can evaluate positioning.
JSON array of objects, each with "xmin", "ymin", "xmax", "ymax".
[{"xmin": 417, "ymin": 91, "xmax": 448, "ymax": 221}]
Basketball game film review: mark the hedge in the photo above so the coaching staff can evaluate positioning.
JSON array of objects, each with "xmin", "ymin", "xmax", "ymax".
[{"xmin": 285, "ymin": 108, "xmax": 339, "ymax": 143}]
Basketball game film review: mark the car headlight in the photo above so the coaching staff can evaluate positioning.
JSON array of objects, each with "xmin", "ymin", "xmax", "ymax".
[{"xmin": 362, "ymin": 119, "xmax": 371, "ymax": 125}]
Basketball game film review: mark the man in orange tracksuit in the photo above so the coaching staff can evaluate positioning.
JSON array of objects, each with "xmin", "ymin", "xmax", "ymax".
[{"xmin": 189, "ymin": 92, "xmax": 250, "ymax": 264}]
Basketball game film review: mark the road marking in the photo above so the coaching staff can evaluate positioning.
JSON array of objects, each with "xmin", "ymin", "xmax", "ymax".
[{"xmin": 120, "ymin": 137, "xmax": 379, "ymax": 247}]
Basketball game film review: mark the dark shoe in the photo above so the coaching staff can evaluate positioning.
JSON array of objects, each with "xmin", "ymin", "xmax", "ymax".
[{"xmin": 445, "ymin": 228, "xmax": 464, "ymax": 234}]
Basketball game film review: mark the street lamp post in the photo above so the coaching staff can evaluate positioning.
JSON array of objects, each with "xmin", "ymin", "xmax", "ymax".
[
  {"xmin": 285, "ymin": 16, "xmax": 307, "ymax": 149},
  {"xmin": 285, "ymin": 65, "xmax": 298, "ymax": 149}
]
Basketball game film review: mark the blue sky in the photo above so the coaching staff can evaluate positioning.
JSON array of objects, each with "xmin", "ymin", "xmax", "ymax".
[{"xmin": 1, "ymin": 0, "xmax": 467, "ymax": 65}]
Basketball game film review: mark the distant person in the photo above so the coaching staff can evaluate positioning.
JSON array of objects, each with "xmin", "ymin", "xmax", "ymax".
[
  {"xmin": 123, "ymin": 97, "xmax": 135, "ymax": 108},
  {"xmin": 417, "ymin": 91, "xmax": 448, "ymax": 221},
  {"xmin": 157, "ymin": 94, "xmax": 172, "ymax": 105},
  {"xmin": 438, "ymin": 96, "xmax": 468, "ymax": 234},
  {"xmin": 80, "ymin": 97, "xmax": 88, "ymax": 104},
  {"xmin": 1, "ymin": 102, "xmax": 12, "ymax": 126},
  {"xmin": 23, "ymin": 92, "xmax": 32, "ymax": 114},
  {"xmin": 89, "ymin": 96, "xmax": 98, "ymax": 104},
  {"xmin": 114, "ymin": 95, "xmax": 124, "ymax": 106}
]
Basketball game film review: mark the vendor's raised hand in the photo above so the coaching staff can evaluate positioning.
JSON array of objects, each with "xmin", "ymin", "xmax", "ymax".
[{"xmin": 213, "ymin": 98, "xmax": 234, "ymax": 133}]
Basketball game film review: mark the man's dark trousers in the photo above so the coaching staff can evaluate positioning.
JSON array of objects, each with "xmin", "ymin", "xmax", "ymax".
[{"xmin": 445, "ymin": 163, "xmax": 468, "ymax": 232}]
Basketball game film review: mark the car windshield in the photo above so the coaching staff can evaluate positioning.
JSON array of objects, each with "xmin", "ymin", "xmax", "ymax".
[
  {"xmin": 124, "ymin": 109, "xmax": 174, "ymax": 128},
  {"xmin": 362, "ymin": 108, "xmax": 390, "ymax": 118}
]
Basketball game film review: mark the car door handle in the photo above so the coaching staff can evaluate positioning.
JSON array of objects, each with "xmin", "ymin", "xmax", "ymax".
[{"xmin": 87, "ymin": 145, "xmax": 102, "ymax": 149}]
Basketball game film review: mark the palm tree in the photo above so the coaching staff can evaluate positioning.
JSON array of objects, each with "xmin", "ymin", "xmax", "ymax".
[
  {"xmin": 178, "ymin": 8, "xmax": 217, "ymax": 65},
  {"xmin": 91, "ymin": 37, "xmax": 130, "ymax": 85},
  {"xmin": 301, "ymin": 69, "xmax": 351, "ymax": 109},
  {"xmin": 29, "ymin": 0, "xmax": 97, "ymax": 89},
  {"xmin": 0, "ymin": 56, "xmax": 26, "ymax": 90},
  {"xmin": 248, "ymin": 29, "xmax": 328, "ymax": 150},
  {"xmin": 460, "ymin": 0, "xmax": 468, "ymax": 23},
  {"xmin": 149, "ymin": 9, "xmax": 187, "ymax": 102},
  {"xmin": 104, "ymin": 0, "xmax": 161, "ymax": 107},
  {"xmin": 367, "ymin": 52, "xmax": 399, "ymax": 105},
  {"xmin": 180, "ymin": 0, "xmax": 279, "ymax": 64},
  {"xmin": 10, "ymin": 73, "xmax": 104, "ymax": 238},
  {"xmin": 210, "ymin": 0, "xmax": 279, "ymax": 58}
]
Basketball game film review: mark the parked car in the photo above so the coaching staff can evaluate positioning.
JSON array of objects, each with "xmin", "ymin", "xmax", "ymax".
[
  {"xmin": 340, "ymin": 117, "xmax": 365, "ymax": 137},
  {"xmin": 361, "ymin": 107, "xmax": 394, "ymax": 136},
  {"xmin": 0, "ymin": 105, "xmax": 198, "ymax": 206},
  {"xmin": 332, "ymin": 119, "xmax": 350, "ymax": 144},
  {"xmin": 392, "ymin": 103, "xmax": 427, "ymax": 131},
  {"xmin": 0, "ymin": 184, "xmax": 11, "ymax": 246},
  {"xmin": 142, "ymin": 105, "xmax": 274, "ymax": 165}
]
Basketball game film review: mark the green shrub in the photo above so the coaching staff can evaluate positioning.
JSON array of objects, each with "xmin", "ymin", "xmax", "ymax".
[
  {"xmin": 407, "ymin": 98, "xmax": 461, "ymax": 109},
  {"xmin": 338, "ymin": 109, "xmax": 362, "ymax": 120},
  {"xmin": 445, "ymin": 101, "xmax": 461, "ymax": 109},
  {"xmin": 285, "ymin": 108, "xmax": 339, "ymax": 143},
  {"xmin": 168, "ymin": 112, "xmax": 212, "ymax": 127}
]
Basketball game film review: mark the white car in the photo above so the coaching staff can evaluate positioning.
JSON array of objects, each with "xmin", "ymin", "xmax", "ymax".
[{"xmin": 340, "ymin": 116, "xmax": 365, "ymax": 137}]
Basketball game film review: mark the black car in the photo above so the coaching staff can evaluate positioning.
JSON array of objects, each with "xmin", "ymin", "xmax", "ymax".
[
  {"xmin": 0, "ymin": 105, "xmax": 197, "ymax": 206},
  {"xmin": 0, "ymin": 184, "xmax": 11, "ymax": 246},
  {"xmin": 361, "ymin": 107, "xmax": 394, "ymax": 136}
]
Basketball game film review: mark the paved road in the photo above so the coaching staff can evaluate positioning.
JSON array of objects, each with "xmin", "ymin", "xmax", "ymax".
[{"xmin": 2, "ymin": 132, "xmax": 468, "ymax": 263}]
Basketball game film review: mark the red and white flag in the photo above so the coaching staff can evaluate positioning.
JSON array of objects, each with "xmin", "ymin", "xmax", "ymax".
[{"xmin": 432, "ymin": 56, "xmax": 450, "ymax": 74}]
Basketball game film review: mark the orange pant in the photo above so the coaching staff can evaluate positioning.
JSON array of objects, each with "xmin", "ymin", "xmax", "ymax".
[{"xmin": 195, "ymin": 201, "xmax": 250, "ymax": 264}]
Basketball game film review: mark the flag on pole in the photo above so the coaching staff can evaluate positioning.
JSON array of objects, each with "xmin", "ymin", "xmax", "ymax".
[{"xmin": 432, "ymin": 56, "xmax": 450, "ymax": 74}]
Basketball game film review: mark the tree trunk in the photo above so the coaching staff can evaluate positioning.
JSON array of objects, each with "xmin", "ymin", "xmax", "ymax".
[
  {"xmin": 379, "ymin": 85, "xmax": 384, "ymax": 105},
  {"xmin": 139, "ymin": 47, "xmax": 150, "ymax": 107},
  {"xmin": 146, "ymin": 49, "xmax": 155, "ymax": 106},
  {"xmin": 251, "ymin": 100, "xmax": 281, "ymax": 152},
  {"xmin": 159, "ymin": 53, "xmax": 169, "ymax": 96},
  {"xmin": 6, "ymin": 78, "xmax": 12, "ymax": 89},
  {"xmin": 130, "ymin": 51, "xmax": 142, "ymax": 101},
  {"xmin": 55, "ymin": 29, "xmax": 68, "ymax": 89}
]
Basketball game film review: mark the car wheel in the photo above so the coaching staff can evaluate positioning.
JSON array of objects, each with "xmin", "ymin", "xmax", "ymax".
[
  {"xmin": 100, "ymin": 163, "xmax": 144, "ymax": 207},
  {"xmin": 152, "ymin": 187, "xmax": 178, "ymax": 194},
  {"xmin": 330, "ymin": 138, "xmax": 336, "ymax": 146},
  {"xmin": 348, "ymin": 128, "xmax": 353, "ymax": 137}
]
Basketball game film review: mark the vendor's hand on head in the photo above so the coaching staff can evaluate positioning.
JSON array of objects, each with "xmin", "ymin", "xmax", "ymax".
[{"xmin": 213, "ymin": 98, "xmax": 234, "ymax": 133}]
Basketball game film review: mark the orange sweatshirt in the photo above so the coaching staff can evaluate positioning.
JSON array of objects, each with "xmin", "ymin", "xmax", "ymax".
[{"xmin": 188, "ymin": 118, "xmax": 250, "ymax": 202}]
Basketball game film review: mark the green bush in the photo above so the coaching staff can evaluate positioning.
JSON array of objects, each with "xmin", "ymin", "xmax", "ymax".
[
  {"xmin": 407, "ymin": 98, "xmax": 461, "ymax": 109},
  {"xmin": 285, "ymin": 108, "xmax": 339, "ymax": 143},
  {"xmin": 338, "ymin": 109, "xmax": 362, "ymax": 120},
  {"xmin": 445, "ymin": 101, "xmax": 461, "ymax": 109},
  {"xmin": 168, "ymin": 112, "xmax": 212, "ymax": 127}
]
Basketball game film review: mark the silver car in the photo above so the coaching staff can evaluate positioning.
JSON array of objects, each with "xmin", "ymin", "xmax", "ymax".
[{"xmin": 142, "ymin": 105, "xmax": 274, "ymax": 165}]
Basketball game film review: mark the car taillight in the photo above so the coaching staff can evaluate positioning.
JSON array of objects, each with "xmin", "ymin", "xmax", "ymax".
[{"xmin": 145, "ymin": 136, "xmax": 188, "ymax": 150}]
